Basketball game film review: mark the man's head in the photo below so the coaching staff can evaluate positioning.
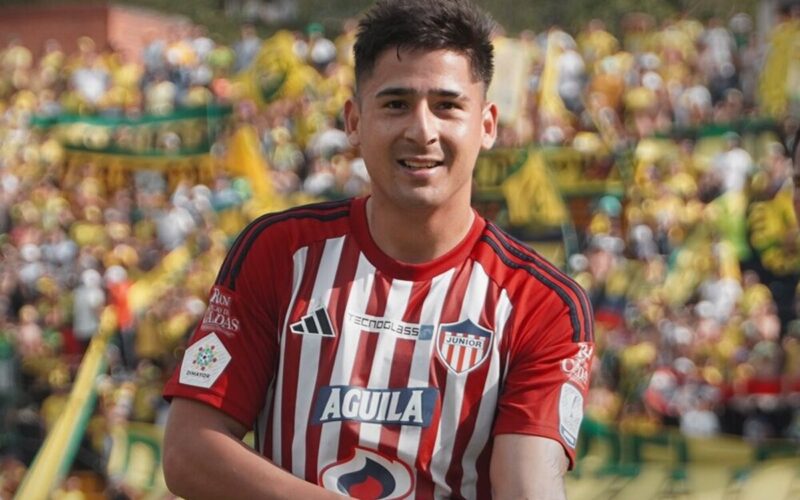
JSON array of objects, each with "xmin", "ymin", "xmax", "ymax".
[
  {"xmin": 353, "ymin": 0, "xmax": 495, "ymax": 95},
  {"xmin": 724, "ymin": 131, "xmax": 741, "ymax": 150},
  {"xmin": 344, "ymin": 0, "xmax": 499, "ymax": 214}
]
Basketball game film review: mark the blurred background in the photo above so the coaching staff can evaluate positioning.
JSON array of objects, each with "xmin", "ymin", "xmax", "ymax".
[{"xmin": 1, "ymin": 0, "xmax": 800, "ymax": 498}]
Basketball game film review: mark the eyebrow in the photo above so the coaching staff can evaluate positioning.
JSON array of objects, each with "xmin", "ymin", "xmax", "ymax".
[{"xmin": 374, "ymin": 87, "xmax": 466, "ymax": 100}]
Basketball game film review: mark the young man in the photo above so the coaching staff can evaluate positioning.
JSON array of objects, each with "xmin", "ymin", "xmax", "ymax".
[{"xmin": 162, "ymin": 1, "xmax": 594, "ymax": 498}]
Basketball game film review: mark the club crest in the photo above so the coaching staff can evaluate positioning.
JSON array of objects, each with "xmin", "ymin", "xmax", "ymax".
[{"xmin": 435, "ymin": 319, "xmax": 493, "ymax": 374}]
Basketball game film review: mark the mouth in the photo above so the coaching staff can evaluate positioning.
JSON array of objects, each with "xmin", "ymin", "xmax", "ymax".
[{"xmin": 397, "ymin": 159, "xmax": 444, "ymax": 170}]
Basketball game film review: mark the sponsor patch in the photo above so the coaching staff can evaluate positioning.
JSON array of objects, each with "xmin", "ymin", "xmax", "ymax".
[
  {"xmin": 200, "ymin": 286, "xmax": 241, "ymax": 335},
  {"xmin": 312, "ymin": 385, "xmax": 437, "ymax": 427},
  {"xmin": 179, "ymin": 333, "xmax": 231, "ymax": 388},
  {"xmin": 346, "ymin": 312, "xmax": 434, "ymax": 340},
  {"xmin": 290, "ymin": 307, "xmax": 336, "ymax": 337},
  {"xmin": 435, "ymin": 319, "xmax": 493, "ymax": 374},
  {"xmin": 560, "ymin": 342, "xmax": 594, "ymax": 389},
  {"xmin": 559, "ymin": 383, "xmax": 584, "ymax": 448},
  {"xmin": 320, "ymin": 447, "xmax": 414, "ymax": 500}
]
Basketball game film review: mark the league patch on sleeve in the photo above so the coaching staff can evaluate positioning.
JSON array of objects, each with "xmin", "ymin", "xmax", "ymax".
[
  {"xmin": 558, "ymin": 383, "xmax": 584, "ymax": 448},
  {"xmin": 179, "ymin": 333, "xmax": 231, "ymax": 388},
  {"xmin": 560, "ymin": 342, "xmax": 593, "ymax": 389},
  {"xmin": 200, "ymin": 286, "xmax": 241, "ymax": 336}
]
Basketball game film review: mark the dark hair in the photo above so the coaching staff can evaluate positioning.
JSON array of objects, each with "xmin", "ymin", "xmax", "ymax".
[{"xmin": 353, "ymin": 0, "xmax": 495, "ymax": 92}]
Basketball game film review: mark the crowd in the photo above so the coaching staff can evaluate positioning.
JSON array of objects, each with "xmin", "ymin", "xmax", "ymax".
[
  {"xmin": 553, "ymin": 9, "xmax": 800, "ymax": 445},
  {"xmin": 0, "ymin": 3, "xmax": 799, "ymax": 497}
]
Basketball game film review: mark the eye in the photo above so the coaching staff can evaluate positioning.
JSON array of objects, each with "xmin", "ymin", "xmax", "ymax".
[
  {"xmin": 383, "ymin": 100, "xmax": 407, "ymax": 110},
  {"xmin": 437, "ymin": 101, "xmax": 460, "ymax": 110}
]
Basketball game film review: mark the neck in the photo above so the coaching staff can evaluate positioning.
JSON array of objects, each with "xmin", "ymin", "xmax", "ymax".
[{"xmin": 366, "ymin": 197, "xmax": 475, "ymax": 264}]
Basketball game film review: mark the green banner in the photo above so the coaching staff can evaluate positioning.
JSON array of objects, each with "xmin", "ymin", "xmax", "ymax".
[
  {"xmin": 654, "ymin": 118, "xmax": 779, "ymax": 140},
  {"xmin": 31, "ymin": 105, "xmax": 232, "ymax": 157}
]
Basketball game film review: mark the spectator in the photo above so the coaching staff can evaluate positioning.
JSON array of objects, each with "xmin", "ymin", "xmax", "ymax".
[
  {"xmin": 71, "ymin": 269, "xmax": 105, "ymax": 348},
  {"xmin": 233, "ymin": 24, "xmax": 260, "ymax": 73}
]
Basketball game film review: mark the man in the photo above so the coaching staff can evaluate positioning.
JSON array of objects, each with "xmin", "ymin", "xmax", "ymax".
[{"xmin": 162, "ymin": 1, "xmax": 594, "ymax": 498}]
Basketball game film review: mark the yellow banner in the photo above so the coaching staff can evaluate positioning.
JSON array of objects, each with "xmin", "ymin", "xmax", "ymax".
[
  {"xmin": 15, "ymin": 309, "xmax": 117, "ymax": 500},
  {"xmin": 62, "ymin": 150, "xmax": 219, "ymax": 193}
]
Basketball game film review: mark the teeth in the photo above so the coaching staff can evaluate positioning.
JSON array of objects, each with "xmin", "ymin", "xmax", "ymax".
[{"xmin": 401, "ymin": 160, "xmax": 439, "ymax": 169}]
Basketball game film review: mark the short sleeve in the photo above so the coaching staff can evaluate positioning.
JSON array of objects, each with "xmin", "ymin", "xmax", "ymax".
[
  {"xmin": 493, "ymin": 300, "xmax": 594, "ymax": 469},
  {"xmin": 163, "ymin": 230, "xmax": 287, "ymax": 428}
]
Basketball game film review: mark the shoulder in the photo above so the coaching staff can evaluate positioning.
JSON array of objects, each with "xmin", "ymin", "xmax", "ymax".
[
  {"xmin": 215, "ymin": 198, "xmax": 353, "ymax": 290},
  {"xmin": 476, "ymin": 222, "xmax": 594, "ymax": 344},
  {"xmin": 242, "ymin": 198, "xmax": 352, "ymax": 241},
  {"xmin": 236, "ymin": 198, "xmax": 352, "ymax": 252}
]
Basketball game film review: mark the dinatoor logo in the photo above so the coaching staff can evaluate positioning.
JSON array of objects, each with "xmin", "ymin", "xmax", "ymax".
[
  {"xmin": 179, "ymin": 333, "xmax": 231, "ymax": 389},
  {"xmin": 319, "ymin": 447, "xmax": 413, "ymax": 499}
]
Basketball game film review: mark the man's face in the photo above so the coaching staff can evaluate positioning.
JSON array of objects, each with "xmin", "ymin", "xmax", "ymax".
[{"xmin": 344, "ymin": 48, "xmax": 497, "ymax": 212}]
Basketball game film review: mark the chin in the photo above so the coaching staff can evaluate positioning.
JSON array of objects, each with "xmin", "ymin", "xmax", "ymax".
[
  {"xmin": 396, "ymin": 196, "xmax": 441, "ymax": 210},
  {"xmin": 372, "ymin": 183, "xmax": 466, "ymax": 212},
  {"xmin": 384, "ymin": 190, "xmax": 444, "ymax": 210}
]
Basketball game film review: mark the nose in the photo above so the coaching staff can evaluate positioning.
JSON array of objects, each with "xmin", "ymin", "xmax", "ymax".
[{"xmin": 403, "ymin": 102, "xmax": 438, "ymax": 146}]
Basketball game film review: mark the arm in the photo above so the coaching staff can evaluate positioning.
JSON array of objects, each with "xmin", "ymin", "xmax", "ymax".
[
  {"xmin": 490, "ymin": 281, "xmax": 594, "ymax": 498},
  {"xmin": 163, "ymin": 398, "xmax": 346, "ymax": 500},
  {"xmin": 490, "ymin": 434, "xmax": 568, "ymax": 500}
]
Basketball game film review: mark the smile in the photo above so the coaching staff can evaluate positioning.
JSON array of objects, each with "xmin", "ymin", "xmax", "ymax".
[{"xmin": 398, "ymin": 159, "xmax": 444, "ymax": 169}]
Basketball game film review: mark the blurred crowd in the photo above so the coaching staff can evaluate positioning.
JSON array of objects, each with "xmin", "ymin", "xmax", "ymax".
[
  {"xmin": 0, "ymin": 3, "xmax": 800, "ymax": 497},
  {"xmin": 539, "ymin": 8, "xmax": 800, "ymax": 446}
]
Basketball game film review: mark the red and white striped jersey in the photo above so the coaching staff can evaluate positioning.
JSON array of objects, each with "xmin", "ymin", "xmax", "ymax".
[{"xmin": 164, "ymin": 197, "xmax": 594, "ymax": 499}]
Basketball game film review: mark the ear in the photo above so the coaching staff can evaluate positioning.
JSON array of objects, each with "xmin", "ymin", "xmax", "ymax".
[
  {"xmin": 344, "ymin": 98, "xmax": 361, "ymax": 147},
  {"xmin": 481, "ymin": 101, "xmax": 498, "ymax": 150}
]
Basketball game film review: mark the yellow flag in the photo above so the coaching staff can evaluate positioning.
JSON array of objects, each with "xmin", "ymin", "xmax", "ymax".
[
  {"xmin": 748, "ymin": 180, "xmax": 797, "ymax": 252},
  {"xmin": 128, "ymin": 245, "xmax": 192, "ymax": 313},
  {"xmin": 539, "ymin": 31, "xmax": 571, "ymax": 123},
  {"xmin": 501, "ymin": 150, "xmax": 569, "ymax": 227},
  {"xmin": 226, "ymin": 124, "xmax": 276, "ymax": 206},
  {"xmin": 747, "ymin": 180, "xmax": 800, "ymax": 275},
  {"xmin": 759, "ymin": 19, "xmax": 800, "ymax": 117}
]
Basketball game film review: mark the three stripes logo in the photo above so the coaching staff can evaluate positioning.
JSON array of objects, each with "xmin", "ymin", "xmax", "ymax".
[{"xmin": 290, "ymin": 307, "xmax": 336, "ymax": 337}]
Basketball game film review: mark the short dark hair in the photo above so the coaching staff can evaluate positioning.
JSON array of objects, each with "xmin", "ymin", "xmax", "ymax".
[{"xmin": 353, "ymin": 0, "xmax": 495, "ymax": 92}]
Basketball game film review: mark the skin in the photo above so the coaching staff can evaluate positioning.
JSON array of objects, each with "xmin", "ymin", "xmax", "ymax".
[
  {"xmin": 163, "ymin": 399, "xmax": 346, "ymax": 499},
  {"xmin": 492, "ymin": 435, "xmax": 569, "ymax": 500},
  {"xmin": 344, "ymin": 48, "xmax": 498, "ymax": 263},
  {"xmin": 164, "ymin": 47, "xmax": 569, "ymax": 499}
]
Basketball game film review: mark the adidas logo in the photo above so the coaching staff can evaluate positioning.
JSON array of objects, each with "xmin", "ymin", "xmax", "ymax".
[{"xmin": 290, "ymin": 307, "xmax": 336, "ymax": 337}]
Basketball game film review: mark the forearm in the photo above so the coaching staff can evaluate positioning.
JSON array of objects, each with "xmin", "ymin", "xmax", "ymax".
[
  {"xmin": 492, "ymin": 468, "xmax": 566, "ymax": 500},
  {"xmin": 163, "ymin": 399, "xmax": 345, "ymax": 500},
  {"xmin": 490, "ymin": 434, "xmax": 567, "ymax": 500}
]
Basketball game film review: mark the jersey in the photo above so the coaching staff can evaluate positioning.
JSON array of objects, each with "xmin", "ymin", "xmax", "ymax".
[{"xmin": 163, "ymin": 197, "xmax": 594, "ymax": 500}]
